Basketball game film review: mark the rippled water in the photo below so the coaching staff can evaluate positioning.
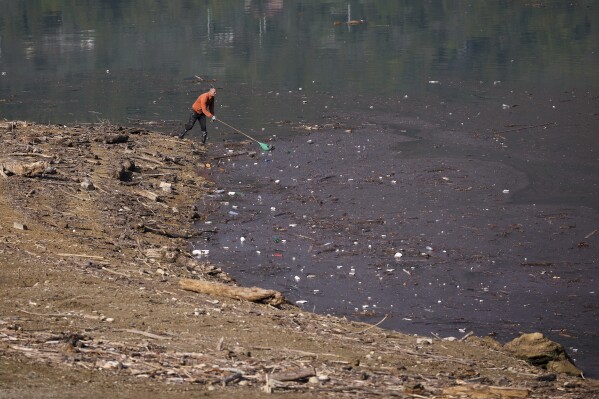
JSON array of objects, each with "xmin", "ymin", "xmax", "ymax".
[{"xmin": 2, "ymin": 1, "xmax": 597, "ymax": 122}]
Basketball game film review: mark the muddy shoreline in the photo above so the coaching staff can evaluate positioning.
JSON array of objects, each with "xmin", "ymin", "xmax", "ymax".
[
  {"xmin": 195, "ymin": 91, "xmax": 599, "ymax": 378},
  {"xmin": 0, "ymin": 120, "xmax": 597, "ymax": 397}
]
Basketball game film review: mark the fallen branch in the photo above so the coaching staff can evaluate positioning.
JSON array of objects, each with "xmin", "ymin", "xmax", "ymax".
[
  {"xmin": 132, "ymin": 155, "xmax": 164, "ymax": 166},
  {"xmin": 179, "ymin": 279, "xmax": 286, "ymax": 306},
  {"xmin": 122, "ymin": 329, "xmax": 171, "ymax": 340},
  {"xmin": 281, "ymin": 348, "xmax": 341, "ymax": 358},
  {"xmin": 10, "ymin": 152, "xmax": 55, "ymax": 159},
  {"xmin": 57, "ymin": 253, "xmax": 105, "ymax": 259}
]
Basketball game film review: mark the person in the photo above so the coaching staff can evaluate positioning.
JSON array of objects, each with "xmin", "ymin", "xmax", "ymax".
[{"xmin": 179, "ymin": 87, "xmax": 217, "ymax": 143}]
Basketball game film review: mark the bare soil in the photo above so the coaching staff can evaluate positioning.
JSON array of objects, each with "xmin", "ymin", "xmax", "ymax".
[{"xmin": 1, "ymin": 121, "xmax": 597, "ymax": 398}]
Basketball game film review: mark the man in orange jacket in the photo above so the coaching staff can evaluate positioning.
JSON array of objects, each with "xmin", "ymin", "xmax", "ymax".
[{"xmin": 179, "ymin": 87, "xmax": 217, "ymax": 143}]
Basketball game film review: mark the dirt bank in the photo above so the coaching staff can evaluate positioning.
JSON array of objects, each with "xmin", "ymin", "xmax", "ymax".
[{"xmin": 1, "ymin": 121, "xmax": 597, "ymax": 398}]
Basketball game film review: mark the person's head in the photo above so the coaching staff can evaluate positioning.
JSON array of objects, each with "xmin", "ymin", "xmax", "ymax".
[{"xmin": 209, "ymin": 87, "xmax": 217, "ymax": 96}]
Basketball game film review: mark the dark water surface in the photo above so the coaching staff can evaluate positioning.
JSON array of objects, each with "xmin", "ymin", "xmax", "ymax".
[
  {"xmin": 200, "ymin": 119, "xmax": 599, "ymax": 377},
  {"xmin": 2, "ymin": 0, "xmax": 598, "ymax": 375}
]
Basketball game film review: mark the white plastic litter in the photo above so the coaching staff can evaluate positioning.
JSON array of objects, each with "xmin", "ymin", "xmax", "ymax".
[{"xmin": 192, "ymin": 249, "xmax": 209, "ymax": 257}]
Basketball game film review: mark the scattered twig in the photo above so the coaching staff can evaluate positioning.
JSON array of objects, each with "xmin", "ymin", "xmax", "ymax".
[
  {"xmin": 57, "ymin": 187, "xmax": 91, "ymax": 201},
  {"xmin": 212, "ymin": 151, "xmax": 248, "ymax": 160},
  {"xmin": 520, "ymin": 262, "xmax": 553, "ymax": 267},
  {"xmin": 140, "ymin": 224, "xmax": 193, "ymax": 239},
  {"xmin": 281, "ymin": 348, "xmax": 341, "ymax": 358},
  {"xmin": 131, "ymin": 155, "xmax": 165, "ymax": 166},
  {"xmin": 92, "ymin": 183, "xmax": 110, "ymax": 194},
  {"xmin": 9, "ymin": 152, "xmax": 55, "ymax": 159},
  {"xmin": 57, "ymin": 253, "xmax": 105, "ymax": 259},
  {"xmin": 492, "ymin": 122, "xmax": 556, "ymax": 135},
  {"xmin": 19, "ymin": 309, "xmax": 77, "ymax": 318},
  {"xmin": 122, "ymin": 329, "xmax": 171, "ymax": 340},
  {"xmin": 296, "ymin": 234, "xmax": 316, "ymax": 241},
  {"xmin": 101, "ymin": 267, "xmax": 130, "ymax": 278},
  {"xmin": 403, "ymin": 350, "xmax": 471, "ymax": 365},
  {"xmin": 351, "ymin": 314, "xmax": 388, "ymax": 334},
  {"xmin": 460, "ymin": 331, "xmax": 475, "ymax": 341}
]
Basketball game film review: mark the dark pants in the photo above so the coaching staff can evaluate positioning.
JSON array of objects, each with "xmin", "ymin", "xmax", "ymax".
[
  {"xmin": 180, "ymin": 111, "xmax": 208, "ymax": 142},
  {"xmin": 184, "ymin": 111, "xmax": 207, "ymax": 133}
]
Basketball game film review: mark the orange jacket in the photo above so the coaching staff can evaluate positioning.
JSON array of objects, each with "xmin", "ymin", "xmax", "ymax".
[{"xmin": 191, "ymin": 91, "xmax": 215, "ymax": 117}]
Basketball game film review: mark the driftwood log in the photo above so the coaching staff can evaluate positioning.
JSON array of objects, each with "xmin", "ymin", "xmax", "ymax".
[
  {"xmin": 1, "ymin": 160, "xmax": 50, "ymax": 177},
  {"xmin": 442, "ymin": 384, "xmax": 530, "ymax": 398},
  {"xmin": 263, "ymin": 368, "xmax": 317, "ymax": 394},
  {"xmin": 270, "ymin": 367, "xmax": 315, "ymax": 382},
  {"xmin": 179, "ymin": 278, "xmax": 286, "ymax": 306},
  {"xmin": 104, "ymin": 134, "xmax": 129, "ymax": 144}
]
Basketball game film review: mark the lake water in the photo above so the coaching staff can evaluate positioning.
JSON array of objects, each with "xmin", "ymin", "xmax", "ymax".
[
  {"xmin": 2, "ymin": 1, "xmax": 598, "ymax": 125},
  {"xmin": 2, "ymin": 0, "xmax": 598, "ymax": 376}
]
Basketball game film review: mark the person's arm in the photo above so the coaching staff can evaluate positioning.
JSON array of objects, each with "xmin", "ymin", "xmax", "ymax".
[{"xmin": 201, "ymin": 95, "xmax": 214, "ymax": 118}]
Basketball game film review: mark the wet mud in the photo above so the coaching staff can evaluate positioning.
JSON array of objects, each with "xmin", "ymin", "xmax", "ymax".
[{"xmin": 194, "ymin": 94, "xmax": 599, "ymax": 377}]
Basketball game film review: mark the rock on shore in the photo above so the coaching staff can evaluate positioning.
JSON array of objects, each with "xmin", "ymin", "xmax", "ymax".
[{"xmin": 505, "ymin": 333, "xmax": 583, "ymax": 377}]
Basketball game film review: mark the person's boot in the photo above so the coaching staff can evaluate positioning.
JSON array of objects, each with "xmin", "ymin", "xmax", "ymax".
[
  {"xmin": 178, "ymin": 129, "xmax": 187, "ymax": 139},
  {"xmin": 201, "ymin": 131, "xmax": 208, "ymax": 144}
]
